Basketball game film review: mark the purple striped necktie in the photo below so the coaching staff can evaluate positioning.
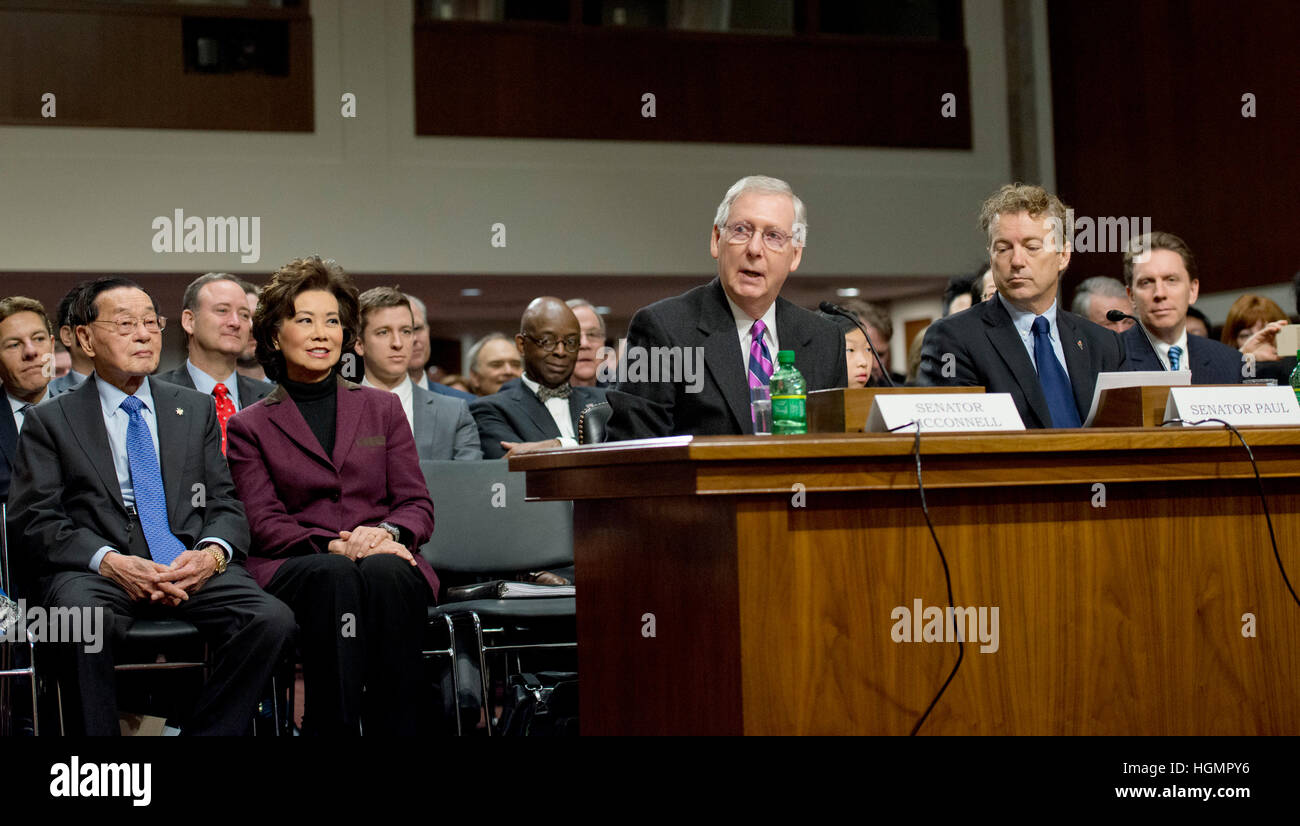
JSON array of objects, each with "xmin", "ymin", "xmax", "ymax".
[{"xmin": 748, "ymin": 320, "xmax": 773, "ymax": 389}]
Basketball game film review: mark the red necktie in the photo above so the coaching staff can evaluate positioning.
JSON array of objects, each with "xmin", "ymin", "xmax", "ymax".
[{"xmin": 213, "ymin": 382, "xmax": 236, "ymax": 455}]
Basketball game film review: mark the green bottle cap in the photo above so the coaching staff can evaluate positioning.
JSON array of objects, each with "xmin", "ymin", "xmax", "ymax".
[{"xmin": 777, "ymin": 350, "xmax": 796, "ymax": 364}]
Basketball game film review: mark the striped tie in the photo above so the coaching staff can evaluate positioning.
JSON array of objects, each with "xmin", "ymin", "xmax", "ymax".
[
  {"xmin": 1169, "ymin": 345, "xmax": 1182, "ymax": 371},
  {"xmin": 748, "ymin": 320, "xmax": 773, "ymax": 389}
]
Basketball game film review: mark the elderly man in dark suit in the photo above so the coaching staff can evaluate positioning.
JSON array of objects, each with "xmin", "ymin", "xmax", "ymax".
[
  {"xmin": 471, "ymin": 297, "xmax": 607, "ymax": 458},
  {"xmin": 6, "ymin": 277, "xmax": 294, "ymax": 735},
  {"xmin": 605, "ymin": 175, "xmax": 846, "ymax": 439},
  {"xmin": 1119, "ymin": 232, "xmax": 1244, "ymax": 384},
  {"xmin": 155, "ymin": 273, "xmax": 272, "ymax": 453},
  {"xmin": 918, "ymin": 184, "xmax": 1126, "ymax": 428}
]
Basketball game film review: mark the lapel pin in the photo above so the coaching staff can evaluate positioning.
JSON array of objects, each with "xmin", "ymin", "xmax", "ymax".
[
  {"xmin": 176, "ymin": 408, "xmax": 184, "ymax": 416},
  {"xmin": 1076, "ymin": 340, "xmax": 1084, "ymax": 350}
]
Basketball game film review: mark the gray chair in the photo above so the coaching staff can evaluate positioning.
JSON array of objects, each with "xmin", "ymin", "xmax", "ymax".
[{"xmin": 418, "ymin": 460, "xmax": 576, "ymax": 735}]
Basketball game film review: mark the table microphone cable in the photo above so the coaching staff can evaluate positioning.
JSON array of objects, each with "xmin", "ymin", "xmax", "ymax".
[
  {"xmin": 887, "ymin": 420, "xmax": 964, "ymax": 735},
  {"xmin": 1160, "ymin": 418, "xmax": 1299, "ymax": 608}
]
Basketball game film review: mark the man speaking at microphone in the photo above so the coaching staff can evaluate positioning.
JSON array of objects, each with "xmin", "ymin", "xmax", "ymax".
[{"xmin": 1118, "ymin": 232, "xmax": 1243, "ymax": 384}]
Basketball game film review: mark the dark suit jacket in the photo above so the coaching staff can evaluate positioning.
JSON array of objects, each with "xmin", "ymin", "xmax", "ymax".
[
  {"xmin": 428, "ymin": 380, "xmax": 476, "ymax": 402},
  {"xmin": 469, "ymin": 378, "xmax": 607, "ymax": 459},
  {"xmin": 6, "ymin": 375, "xmax": 251, "ymax": 583},
  {"xmin": 0, "ymin": 397, "xmax": 15, "ymax": 502},
  {"xmin": 605, "ymin": 278, "xmax": 847, "ymax": 439},
  {"xmin": 917, "ymin": 297, "xmax": 1126, "ymax": 428},
  {"xmin": 411, "ymin": 383, "xmax": 482, "ymax": 460},
  {"xmin": 1120, "ymin": 325, "xmax": 1245, "ymax": 385},
  {"xmin": 155, "ymin": 364, "xmax": 272, "ymax": 410},
  {"xmin": 225, "ymin": 377, "xmax": 437, "ymax": 594}
]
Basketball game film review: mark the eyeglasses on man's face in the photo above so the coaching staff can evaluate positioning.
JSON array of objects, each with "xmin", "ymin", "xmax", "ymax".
[
  {"xmin": 721, "ymin": 222, "xmax": 798, "ymax": 252},
  {"xmin": 520, "ymin": 333, "xmax": 580, "ymax": 354},
  {"xmin": 91, "ymin": 316, "xmax": 167, "ymax": 336}
]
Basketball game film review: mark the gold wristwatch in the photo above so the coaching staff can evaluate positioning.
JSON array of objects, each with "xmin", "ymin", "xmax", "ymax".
[{"xmin": 205, "ymin": 545, "xmax": 228, "ymax": 575}]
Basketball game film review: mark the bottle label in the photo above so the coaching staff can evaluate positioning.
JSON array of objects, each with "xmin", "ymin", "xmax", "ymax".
[{"xmin": 771, "ymin": 395, "xmax": 806, "ymax": 421}]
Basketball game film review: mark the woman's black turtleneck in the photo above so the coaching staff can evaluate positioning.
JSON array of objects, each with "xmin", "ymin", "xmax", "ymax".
[{"xmin": 283, "ymin": 374, "xmax": 337, "ymax": 457}]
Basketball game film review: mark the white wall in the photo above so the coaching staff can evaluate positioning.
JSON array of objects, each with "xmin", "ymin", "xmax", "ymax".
[{"xmin": 1, "ymin": 0, "xmax": 1014, "ymax": 290}]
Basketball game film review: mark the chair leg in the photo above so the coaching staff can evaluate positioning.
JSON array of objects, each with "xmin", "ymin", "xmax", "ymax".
[
  {"xmin": 470, "ymin": 613, "xmax": 492, "ymax": 737},
  {"xmin": 440, "ymin": 614, "xmax": 463, "ymax": 737}
]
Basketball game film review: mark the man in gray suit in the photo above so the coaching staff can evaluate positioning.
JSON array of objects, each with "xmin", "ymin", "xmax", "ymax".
[
  {"xmin": 356, "ymin": 287, "xmax": 481, "ymax": 460},
  {"xmin": 154, "ymin": 274, "xmax": 272, "ymax": 452},
  {"xmin": 47, "ymin": 282, "xmax": 96, "ymax": 398}
]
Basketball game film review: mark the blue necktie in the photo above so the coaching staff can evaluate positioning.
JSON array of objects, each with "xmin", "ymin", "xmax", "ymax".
[
  {"xmin": 748, "ymin": 320, "xmax": 774, "ymax": 388},
  {"xmin": 120, "ymin": 396, "xmax": 186, "ymax": 566},
  {"xmin": 1031, "ymin": 316, "xmax": 1081, "ymax": 428},
  {"xmin": 1169, "ymin": 345, "xmax": 1182, "ymax": 371}
]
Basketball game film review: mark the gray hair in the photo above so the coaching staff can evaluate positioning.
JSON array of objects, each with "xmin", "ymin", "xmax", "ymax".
[
  {"xmin": 565, "ymin": 298, "xmax": 606, "ymax": 338},
  {"xmin": 713, "ymin": 175, "xmax": 807, "ymax": 246},
  {"xmin": 403, "ymin": 293, "xmax": 428, "ymax": 321},
  {"xmin": 1071, "ymin": 276, "xmax": 1129, "ymax": 317},
  {"xmin": 466, "ymin": 332, "xmax": 514, "ymax": 375},
  {"xmin": 182, "ymin": 272, "xmax": 242, "ymax": 313}
]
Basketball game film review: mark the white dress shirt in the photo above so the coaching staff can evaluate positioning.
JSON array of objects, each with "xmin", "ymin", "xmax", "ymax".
[
  {"xmin": 362, "ymin": 374, "xmax": 416, "ymax": 436},
  {"xmin": 7, "ymin": 391, "xmax": 38, "ymax": 432},
  {"xmin": 519, "ymin": 374, "xmax": 577, "ymax": 447},
  {"xmin": 1145, "ymin": 326, "xmax": 1190, "ymax": 372},
  {"xmin": 89, "ymin": 376, "xmax": 231, "ymax": 572},
  {"xmin": 997, "ymin": 294, "xmax": 1070, "ymax": 377},
  {"xmin": 722, "ymin": 293, "xmax": 780, "ymax": 371},
  {"xmin": 185, "ymin": 360, "xmax": 243, "ymax": 410}
]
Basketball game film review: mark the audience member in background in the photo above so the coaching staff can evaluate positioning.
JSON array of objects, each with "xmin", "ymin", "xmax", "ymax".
[
  {"xmin": 817, "ymin": 309, "xmax": 875, "ymax": 389},
  {"xmin": 842, "ymin": 299, "xmax": 903, "ymax": 384},
  {"xmin": 8, "ymin": 277, "xmax": 294, "ymax": 735},
  {"xmin": 604, "ymin": 175, "xmax": 845, "ymax": 438},
  {"xmin": 1222, "ymin": 294, "xmax": 1289, "ymax": 362},
  {"xmin": 1121, "ymin": 232, "xmax": 1242, "ymax": 383},
  {"xmin": 235, "ymin": 280, "xmax": 269, "ymax": 384},
  {"xmin": 52, "ymin": 344, "xmax": 70, "ymax": 376},
  {"xmin": 403, "ymin": 293, "xmax": 475, "ymax": 402},
  {"xmin": 1184, "ymin": 306, "xmax": 1210, "ymax": 338},
  {"xmin": 226, "ymin": 257, "xmax": 436, "ymax": 736},
  {"xmin": 465, "ymin": 332, "xmax": 523, "ymax": 396},
  {"xmin": 918, "ymin": 184, "xmax": 1124, "ymax": 428},
  {"xmin": 1071, "ymin": 276, "xmax": 1134, "ymax": 332},
  {"xmin": 942, "ymin": 273, "xmax": 977, "ymax": 316},
  {"xmin": 1, "ymin": 297, "xmax": 57, "ymax": 501},
  {"xmin": 155, "ymin": 273, "xmax": 272, "ymax": 454},
  {"xmin": 48, "ymin": 282, "xmax": 95, "ymax": 398},
  {"xmin": 470, "ymin": 298, "xmax": 606, "ymax": 458},
  {"xmin": 970, "ymin": 267, "xmax": 997, "ymax": 304},
  {"xmin": 566, "ymin": 297, "xmax": 608, "ymax": 387},
  {"xmin": 440, "ymin": 373, "xmax": 471, "ymax": 394},
  {"xmin": 356, "ymin": 287, "xmax": 481, "ymax": 460},
  {"xmin": 1253, "ymin": 275, "xmax": 1300, "ymax": 383},
  {"xmin": 905, "ymin": 324, "xmax": 929, "ymax": 385}
]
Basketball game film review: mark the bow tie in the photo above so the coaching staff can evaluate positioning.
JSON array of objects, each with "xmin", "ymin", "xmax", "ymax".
[{"xmin": 537, "ymin": 383, "xmax": 572, "ymax": 402}]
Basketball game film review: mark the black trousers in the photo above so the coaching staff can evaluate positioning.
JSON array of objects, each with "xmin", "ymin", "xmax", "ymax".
[
  {"xmin": 266, "ymin": 553, "xmax": 431, "ymax": 736},
  {"xmin": 42, "ymin": 565, "xmax": 296, "ymax": 736}
]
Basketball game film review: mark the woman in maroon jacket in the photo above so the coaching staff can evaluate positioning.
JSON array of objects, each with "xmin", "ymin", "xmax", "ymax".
[{"xmin": 227, "ymin": 257, "xmax": 435, "ymax": 736}]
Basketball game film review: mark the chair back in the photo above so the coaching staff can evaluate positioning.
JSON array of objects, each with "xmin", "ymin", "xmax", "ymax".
[
  {"xmin": 578, "ymin": 401, "xmax": 612, "ymax": 445},
  {"xmin": 418, "ymin": 460, "xmax": 573, "ymax": 574}
]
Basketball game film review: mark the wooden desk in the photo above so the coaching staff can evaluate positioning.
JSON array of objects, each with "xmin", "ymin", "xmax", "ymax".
[{"xmin": 511, "ymin": 428, "xmax": 1300, "ymax": 735}]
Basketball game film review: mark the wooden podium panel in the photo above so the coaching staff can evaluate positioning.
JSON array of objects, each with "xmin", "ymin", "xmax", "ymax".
[{"xmin": 512, "ymin": 428, "xmax": 1300, "ymax": 735}]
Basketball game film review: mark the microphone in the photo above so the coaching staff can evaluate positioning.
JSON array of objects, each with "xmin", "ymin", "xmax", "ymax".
[
  {"xmin": 820, "ymin": 301, "xmax": 896, "ymax": 387},
  {"xmin": 1106, "ymin": 309, "xmax": 1178, "ymax": 371}
]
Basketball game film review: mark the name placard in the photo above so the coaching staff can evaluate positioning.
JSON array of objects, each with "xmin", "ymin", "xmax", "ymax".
[
  {"xmin": 866, "ymin": 393, "xmax": 1026, "ymax": 433},
  {"xmin": 1165, "ymin": 386, "xmax": 1300, "ymax": 426}
]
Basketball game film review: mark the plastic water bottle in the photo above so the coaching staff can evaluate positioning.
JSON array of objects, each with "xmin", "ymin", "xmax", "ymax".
[
  {"xmin": 770, "ymin": 350, "xmax": 807, "ymax": 434},
  {"xmin": 1289, "ymin": 349, "xmax": 1300, "ymax": 407}
]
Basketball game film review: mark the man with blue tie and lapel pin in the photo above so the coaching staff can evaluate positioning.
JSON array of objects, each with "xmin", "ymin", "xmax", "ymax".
[
  {"xmin": 6, "ymin": 277, "xmax": 294, "ymax": 735},
  {"xmin": 1118, "ymin": 232, "xmax": 1244, "ymax": 384},
  {"xmin": 918, "ymin": 184, "xmax": 1127, "ymax": 428}
]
